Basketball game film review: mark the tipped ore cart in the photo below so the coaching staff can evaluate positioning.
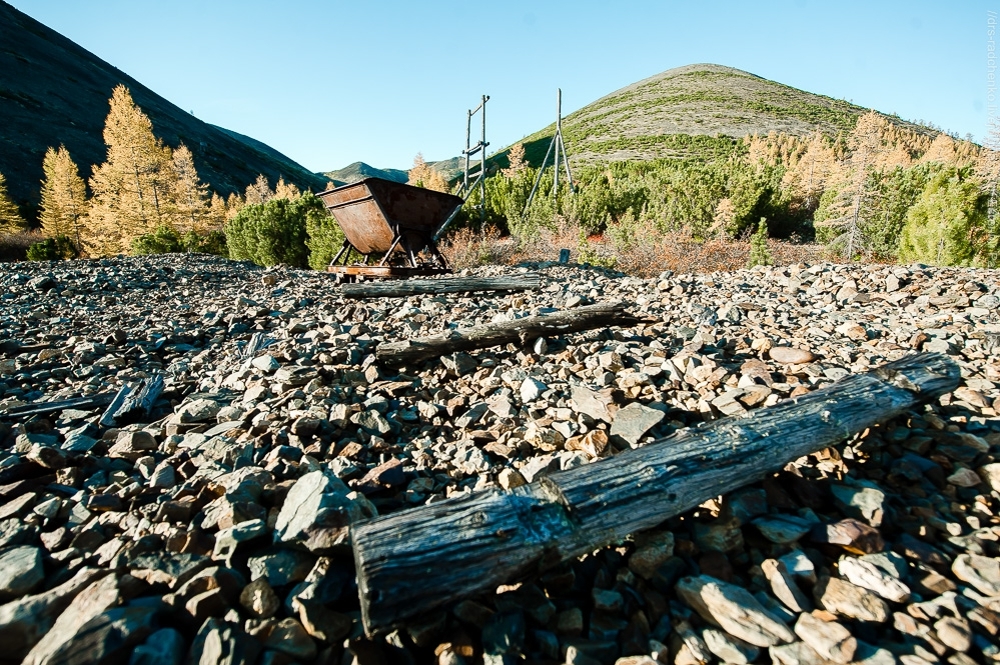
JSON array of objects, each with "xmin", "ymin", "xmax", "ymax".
[{"xmin": 318, "ymin": 178, "xmax": 464, "ymax": 280}]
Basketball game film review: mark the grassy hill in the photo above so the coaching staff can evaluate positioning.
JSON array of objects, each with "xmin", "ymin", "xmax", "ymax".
[
  {"xmin": 504, "ymin": 63, "xmax": 937, "ymax": 167},
  {"xmin": 0, "ymin": 0, "xmax": 327, "ymax": 218}
]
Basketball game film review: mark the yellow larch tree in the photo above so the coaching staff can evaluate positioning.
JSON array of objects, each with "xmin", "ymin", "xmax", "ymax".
[
  {"xmin": 170, "ymin": 144, "xmax": 208, "ymax": 233},
  {"xmin": 407, "ymin": 153, "xmax": 450, "ymax": 193},
  {"xmin": 0, "ymin": 172, "xmax": 26, "ymax": 235},
  {"xmin": 39, "ymin": 146, "xmax": 88, "ymax": 249},
  {"xmin": 206, "ymin": 193, "xmax": 228, "ymax": 231},
  {"xmin": 815, "ymin": 111, "xmax": 885, "ymax": 258},
  {"xmin": 273, "ymin": 177, "xmax": 301, "ymax": 201},
  {"xmin": 87, "ymin": 85, "xmax": 175, "ymax": 255},
  {"xmin": 244, "ymin": 174, "xmax": 273, "ymax": 205},
  {"xmin": 780, "ymin": 131, "xmax": 838, "ymax": 211},
  {"xmin": 226, "ymin": 192, "xmax": 245, "ymax": 221},
  {"xmin": 920, "ymin": 133, "xmax": 980, "ymax": 168},
  {"xmin": 502, "ymin": 143, "xmax": 528, "ymax": 178}
]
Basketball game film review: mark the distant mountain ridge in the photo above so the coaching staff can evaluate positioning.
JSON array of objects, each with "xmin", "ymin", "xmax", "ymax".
[
  {"xmin": 322, "ymin": 159, "xmax": 462, "ymax": 187},
  {"xmin": 0, "ymin": 0, "xmax": 328, "ymax": 216},
  {"xmin": 322, "ymin": 162, "xmax": 409, "ymax": 187}
]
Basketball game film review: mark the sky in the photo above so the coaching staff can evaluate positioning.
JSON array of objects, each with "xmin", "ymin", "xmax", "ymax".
[{"xmin": 7, "ymin": 1, "xmax": 993, "ymax": 174}]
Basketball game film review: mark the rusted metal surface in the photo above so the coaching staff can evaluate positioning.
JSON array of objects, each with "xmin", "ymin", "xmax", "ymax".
[{"xmin": 318, "ymin": 178, "xmax": 463, "ymax": 260}]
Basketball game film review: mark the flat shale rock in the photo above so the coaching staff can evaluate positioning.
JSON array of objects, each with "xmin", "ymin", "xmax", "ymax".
[
  {"xmin": 813, "ymin": 577, "xmax": 890, "ymax": 624},
  {"xmin": 22, "ymin": 574, "xmax": 122, "ymax": 665},
  {"xmin": 0, "ymin": 546, "xmax": 44, "ymax": 601},
  {"xmin": 186, "ymin": 618, "xmax": 260, "ymax": 665},
  {"xmin": 273, "ymin": 470, "xmax": 369, "ymax": 552},
  {"xmin": 129, "ymin": 628, "xmax": 185, "ymax": 665},
  {"xmin": 0, "ymin": 568, "xmax": 108, "ymax": 660},
  {"xmin": 793, "ymin": 612, "xmax": 856, "ymax": 664},
  {"xmin": 676, "ymin": 575, "xmax": 795, "ymax": 647},
  {"xmin": 610, "ymin": 402, "xmax": 665, "ymax": 445},
  {"xmin": 42, "ymin": 605, "xmax": 159, "ymax": 665}
]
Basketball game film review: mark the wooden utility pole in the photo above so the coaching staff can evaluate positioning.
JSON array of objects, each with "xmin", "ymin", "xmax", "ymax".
[{"xmin": 524, "ymin": 89, "xmax": 575, "ymax": 216}]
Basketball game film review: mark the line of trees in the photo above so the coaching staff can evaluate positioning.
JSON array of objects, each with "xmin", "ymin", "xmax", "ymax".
[
  {"xmin": 457, "ymin": 111, "xmax": 999, "ymax": 267},
  {"xmin": 4, "ymin": 91, "xmax": 997, "ymax": 269},
  {"xmin": 0, "ymin": 84, "xmax": 334, "ymax": 263}
]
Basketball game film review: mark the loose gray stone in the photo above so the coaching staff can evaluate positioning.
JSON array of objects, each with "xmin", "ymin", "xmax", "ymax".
[
  {"xmin": 676, "ymin": 575, "xmax": 795, "ymax": 647},
  {"xmin": 610, "ymin": 402, "xmax": 664, "ymax": 445},
  {"xmin": 0, "ymin": 546, "xmax": 44, "ymax": 601},
  {"xmin": 273, "ymin": 470, "xmax": 367, "ymax": 552}
]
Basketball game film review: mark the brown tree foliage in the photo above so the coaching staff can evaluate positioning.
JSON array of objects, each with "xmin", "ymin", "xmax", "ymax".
[
  {"xmin": 502, "ymin": 143, "xmax": 528, "ymax": 178},
  {"xmin": 407, "ymin": 153, "xmax": 450, "ymax": 193},
  {"xmin": 273, "ymin": 177, "xmax": 302, "ymax": 201}
]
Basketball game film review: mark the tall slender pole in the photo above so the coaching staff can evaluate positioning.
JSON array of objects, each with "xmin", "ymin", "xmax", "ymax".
[
  {"xmin": 464, "ymin": 109, "xmax": 472, "ymax": 194},
  {"xmin": 553, "ymin": 89, "xmax": 561, "ymax": 199},
  {"xmin": 523, "ymin": 88, "xmax": 575, "ymax": 216},
  {"xmin": 480, "ymin": 94, "xmax": 487, "ymax": 223}
]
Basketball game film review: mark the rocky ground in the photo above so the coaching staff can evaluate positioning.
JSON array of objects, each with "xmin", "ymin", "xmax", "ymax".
[{"xmin": 0, "ymin": 253, "xmax": 998, "ymax": 665}]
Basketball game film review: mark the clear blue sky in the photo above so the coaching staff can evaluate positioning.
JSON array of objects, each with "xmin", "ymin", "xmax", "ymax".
[{"xmin": 8, "ymin": 1, "xmax": 991, "ymax": 173}]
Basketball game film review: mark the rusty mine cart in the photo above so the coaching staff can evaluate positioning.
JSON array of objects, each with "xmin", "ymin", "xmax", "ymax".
[{"xmin": 318, "ymin": 178, "xmax": 465, "ymax": 280}]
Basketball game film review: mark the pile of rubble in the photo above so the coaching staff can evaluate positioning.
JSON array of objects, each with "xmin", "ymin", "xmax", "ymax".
[{"xmin": 0, "ymin": 253, "xmax": 997, "ymax": 665}]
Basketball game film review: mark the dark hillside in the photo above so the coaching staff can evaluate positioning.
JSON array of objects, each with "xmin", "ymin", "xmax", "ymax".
[{"xmin": 0, "ymin": 0, "xmax": 327, "ymax": 216}]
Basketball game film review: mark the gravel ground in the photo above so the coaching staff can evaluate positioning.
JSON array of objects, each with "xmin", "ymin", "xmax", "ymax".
[{"xmin": 0, "ymin": 254, "xmax": 998, "ymax": 665}]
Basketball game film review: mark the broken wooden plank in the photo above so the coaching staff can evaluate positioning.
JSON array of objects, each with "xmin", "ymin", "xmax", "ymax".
[
  {"xmin": 0, "ymin": 392, "xmax": 117, "ymax": 421},
  {"xmin": 241, "ymin": 332, "xmax": 274, "ymax": 359},
  {"xmin": 0, "ymin": 340, "xmax": 51, "ymax": 356},
  {"xmin": 376, "ymin": 302, "xmax": 646, "ymax": 365},
  {"xmin": 352, "ymin": 352, "xmax": 960, "ymax": 636},
  {"xmin": 340, "ymin": 273, "xmax": 542, "ymax": 299},
  {"xmin": 99, "ymin": 374, "xmax": 164, "ymax": 427}
]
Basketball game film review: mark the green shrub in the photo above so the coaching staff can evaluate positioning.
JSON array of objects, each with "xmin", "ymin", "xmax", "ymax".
[
  {"xmin": 226, "ymin": 193, "xmax": 328, "ymax": 268},
  {"xmin": 27, "ymin": 235, "xmax": 78, "ymax": 261},
  {"xmin": 131, "ymin": 226, "xmax": 229, "ymax": 257},
  {"xmin": 898, "ymin": 168, "xmax": 991, "ymax": 266},
  {"xmin": 747, "ymin": 218, "xmax": 772, "ymax": 268},
  {"xmin": 131, "ymin": 226, "xmax": 182, "ymax": 255},
  {"xmin": 183, "ymin": 230, "xmax": 228, "ymax": 257},
  {"xmin": 304, "ymin": 200, "xmax": 345, "ymax": 270}
]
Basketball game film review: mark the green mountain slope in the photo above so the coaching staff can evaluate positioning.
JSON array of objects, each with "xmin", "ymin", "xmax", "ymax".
[
  {"xmin": 0, "ymin": 0, "xmax": 327, "ymax": 215},
  {"xmin": 509, "ymin": 63, "xmax": 935, "ymax": 166}
]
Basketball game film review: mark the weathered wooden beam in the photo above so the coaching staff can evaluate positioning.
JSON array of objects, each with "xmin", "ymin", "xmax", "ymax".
[
  {"xmin": 99, "ymin": 375, "xmax": 164, "ymax": 427},
  {"xmin": 376, "ymin": 302, "xmax": 646, "ymax": 365},
  {"xmin": 0, "ymin": 392, "xmax": 116, "ymax": 421},
  {"xmin": 352, "ymin": 353, "xmax": 960, "ymax": 636},
  {"xmin": 340, "ymin": 273, "xmax": 542, "ymax": 299}
]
